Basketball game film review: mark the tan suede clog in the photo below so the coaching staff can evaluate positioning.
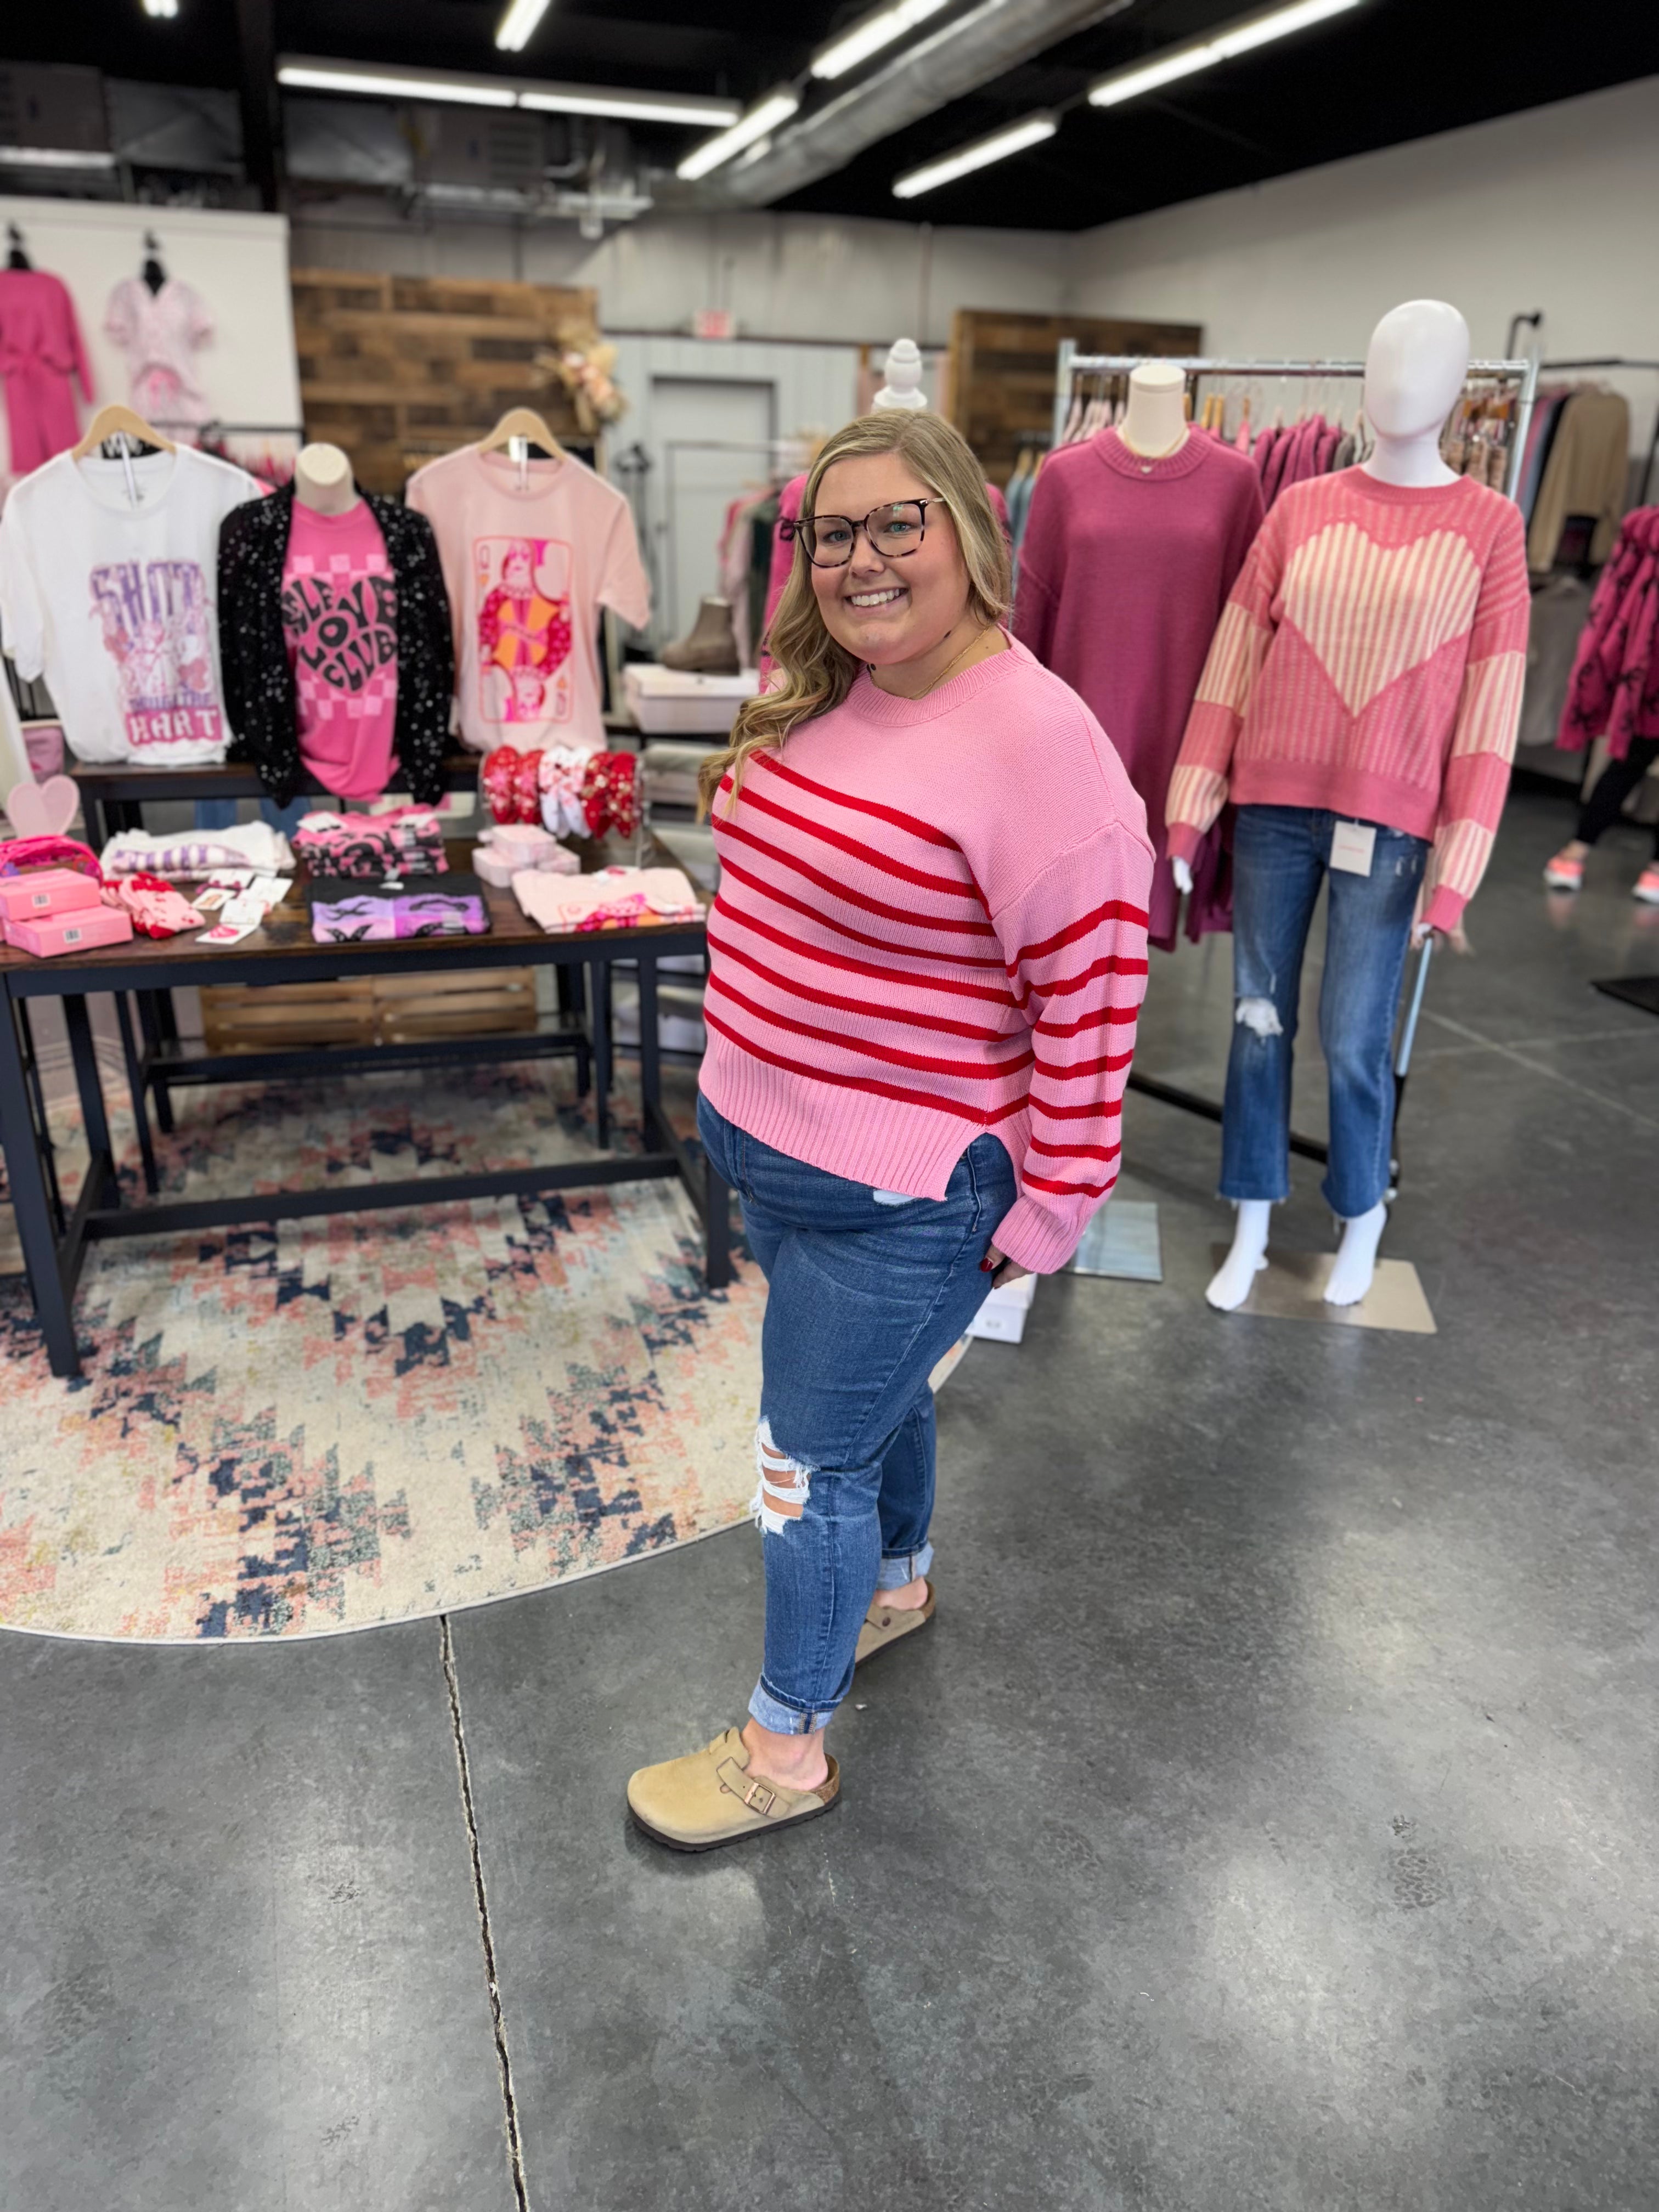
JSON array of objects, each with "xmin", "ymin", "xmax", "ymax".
[{"xmin": 627, "ymin": 1727, "xmax": 840, "ymax": 1853}]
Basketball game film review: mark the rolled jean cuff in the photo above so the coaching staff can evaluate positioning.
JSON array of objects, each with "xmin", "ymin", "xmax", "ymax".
[
  {"xmin": 876, "ymin": 1540, "xmax": 933, "ymax": 1590},
  {"xmin": 748, "ymin": 1676, "xmax": 838, "ymax": 1735}
]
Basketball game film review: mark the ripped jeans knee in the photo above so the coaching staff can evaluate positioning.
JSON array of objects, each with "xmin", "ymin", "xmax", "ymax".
[
  {"xmin": 751, "ymin": 1416, "xmax": 813, "ymax": 1536},
  {"xmin": 1234, "ymin": 995, "xmax": 1284, "ymax": 1040}
]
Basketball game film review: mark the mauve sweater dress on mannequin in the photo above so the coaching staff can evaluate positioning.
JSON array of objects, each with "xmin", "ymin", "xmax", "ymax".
[{"xmin": 1014, "ymin": 427, "xmax": 1263, "ymax": 949}]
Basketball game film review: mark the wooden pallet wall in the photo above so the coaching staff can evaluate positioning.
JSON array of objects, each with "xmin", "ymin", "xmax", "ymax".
[
  {"xmin": 947, "ymin": 309, "xmax": 1204, "ymax": 487},
  {"xmin": 291, "ymin": 269, "xmax": 601, "ymax": 494},
  {"xmin": 200, "ymin": 969, "xmax": 541, "ymax": 1053}
]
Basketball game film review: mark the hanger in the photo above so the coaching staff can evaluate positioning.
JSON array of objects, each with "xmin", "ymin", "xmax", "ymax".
[
  {"xmin": 142, "ymin": 230, "xmax": 166, "ymax": 296},
  {"xmin": 6, "ymin": 224, "xmax": 29, "ymax": 271},
  {"xmin": 71, "ymin": 404, "xmax": 176, "ymax": 461},
  {"xmin": 480, "ymin": 405, "xmax": 565, "ymax": 490}
]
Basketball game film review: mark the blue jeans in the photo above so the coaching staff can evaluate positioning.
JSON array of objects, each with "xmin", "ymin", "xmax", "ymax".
[
  {"xmin": 698, "ymin": 1095, "xmax": 1015, "ymax": 1736},
  {"xmin": 1221, "ymin": 805, "xmax": 1427, "ymax": 1219},
  {"xmin": 195, "ymin": 798, "xmax": 313, "ymax": 837}
]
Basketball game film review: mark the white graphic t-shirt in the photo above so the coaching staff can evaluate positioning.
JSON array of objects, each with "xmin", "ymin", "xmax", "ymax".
[
  {"xmin": 0, "ymin": 445, "xmax": 262, "ymax": 765},
  {"xmin": 407, "ymin": 447, "xmax": 650, "ymax": 753}
]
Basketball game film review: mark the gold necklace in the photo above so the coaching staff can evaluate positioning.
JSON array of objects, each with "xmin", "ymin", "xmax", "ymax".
[{"xmin": 880, "ymin": 623, "xmax": 997, "ymax": 700}]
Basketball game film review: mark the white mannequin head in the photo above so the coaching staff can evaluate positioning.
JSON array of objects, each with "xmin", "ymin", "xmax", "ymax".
[
  {"xmin": 1363, "ymin": 300, "xmax": 1470, "ymax": 440},
  {"xmin": 1119, "ymin": 361, "xmax": 1188, "ymax": 460},
  {"xmin": 873, "ymin": 337, "xmax": 927, "ymax": 412}
]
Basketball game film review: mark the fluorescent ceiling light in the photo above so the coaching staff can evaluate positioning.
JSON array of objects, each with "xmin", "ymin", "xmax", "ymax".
[
  {"xmin": 676, "ymin": 89, "xmax": 800, "ymax": 181},
  {"xmin": 1089, "ymin": 0, "xmax": 1363, "ymax": 108},
  {"xmin": 0, "ymin": 145, "xmax": 117, "ymax": 167},
  {"xmin": 278, "ymin": 58, "xmax": 737, "ymax": 126},
  {"xmin": 142, "ymin": 0, "xmax": 179, "ymax": 16},
  {"xmin": 892, "ymin": 111, "xmax": 1055, "ymax": 199},
  {"xmin": 519, "ymin": 87, "xmax": 738, "ymax": 125},
  {"xmin": 279, "ymin": 64, "xmax": 516, "ymax": 107},
  {"xmin": 495, "ymin": 0, "xmax": 551, "ymax": 52},
  {"xmin": 811, "ymin": 0, "xmax": 952, "ymax": 81}
]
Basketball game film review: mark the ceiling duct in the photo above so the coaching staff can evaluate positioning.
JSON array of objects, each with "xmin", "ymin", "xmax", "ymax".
[{"xmin": 687, "ymin": 0, "xmax": 1133, "ymax": 208}]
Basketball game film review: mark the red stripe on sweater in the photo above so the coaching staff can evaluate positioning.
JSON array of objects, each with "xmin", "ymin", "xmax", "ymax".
[
  {"xmin": 724, "ymin": 777, "xmax": 986, "ymax": 903},
  {"xmin": 712, "ymin": 894, "xmax": 1018, "ymax": 1005},
  {"xmin": 1030, "ymin": 1094, "xmax": 1124, "ymax": 1123},
  {"xmin": 1029, "ymin": 1136, "xmax": 1124, "ymax": 1164},
  {"xmin": 707, "ymin": 924, "xmax": 1014, "ymax": 1043},
  {"xmin": 1023, "ymin": 1170, "xmax": 1118, "ymax": 1199},
  {"xmin": 1010, "ymin": 900, "xmax": 1152, "ymax": 964},
  {"xmin": 708, "ymin": 973, "xmax": 1037, "ymax": 1082},
  {"xmin": 1034, "ymin": 1007, "xmax": 1137, "ymax": 1042},
  {"xmin": 703, "ymin": 1006, "xmax": 1029, "ymax": 1125},
  {"xmin": 714, "ymin": 817, "xmax": 998, "ymax": 938},
  {"xmin": 1015, "ymin": 964, "xmax": 1145, "ymax": 1007},
  {"xmin": 752, "ymin": 753, "xmax": 962, "ymax": 854},
  {"xmin": 1032, "ymin": 1048, "xmax": 1139, "ymax": 1081},
  {"xmin": 718, "ymin": 856, "xmax": 1009, "ymax": 969}
]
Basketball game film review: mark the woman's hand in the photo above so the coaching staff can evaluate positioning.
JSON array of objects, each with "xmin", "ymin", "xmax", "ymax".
[{"xmin": 981, "ymin": 1245, "xmax": 1032, "ymax": 1289}]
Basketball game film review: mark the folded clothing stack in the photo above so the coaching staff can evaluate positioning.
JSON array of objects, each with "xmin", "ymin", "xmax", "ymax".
[
  {"xmin": 474, "ymin": 822, "xmax": 580, "ymax": 889},
  {"xmin": 100, "ymin": 822, "xmax": 295, "ymax": 878},
  {"xmin": 308, "ymin": 874, "xmax": 490, "ymax": 943},
  {"xmin": 512, "ymin": 864, "xmax": 700, "ymax": 935},
  {"xmin": 294, "ymin": 806, "xmax": 448, "ymax": 879}
]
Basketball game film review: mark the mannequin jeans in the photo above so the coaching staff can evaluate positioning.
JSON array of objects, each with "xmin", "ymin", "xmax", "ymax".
[
  {"xmin": 697, "ymin": 1094, "xmax": 1014, "ymax": 1736},
  {"xmin": 1220, "ymin": 805, "xmax": 1427, "ymax": 1220}
]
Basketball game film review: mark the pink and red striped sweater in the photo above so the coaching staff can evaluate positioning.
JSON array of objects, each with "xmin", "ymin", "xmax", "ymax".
[
  {"xmin": 701, "ymin": 639, "xmax": 1155, "ymax": 1275},
  {"xmin": 1166, "ymin": 469, "xmax": 1530, "ymax": 932}
]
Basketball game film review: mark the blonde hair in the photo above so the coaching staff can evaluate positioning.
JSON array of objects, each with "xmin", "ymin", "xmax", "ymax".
[{"xmin": 698, "ymin": 410, "xmax": 1010, "ymax": 814}]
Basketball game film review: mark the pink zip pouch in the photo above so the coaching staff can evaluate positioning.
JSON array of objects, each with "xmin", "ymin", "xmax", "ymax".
[
  {"xmin": 0, "ymin": 868, "xmax": 104, "ymax": 924},
  {"xmin": 5, "ymin": 905, "xmax": 135, "ymax": 957}
]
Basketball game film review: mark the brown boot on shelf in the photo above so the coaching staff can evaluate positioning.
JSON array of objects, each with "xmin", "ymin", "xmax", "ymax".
[{"xmin": 660, "ymin": 595, "xmax": 740, "ymax": 675}]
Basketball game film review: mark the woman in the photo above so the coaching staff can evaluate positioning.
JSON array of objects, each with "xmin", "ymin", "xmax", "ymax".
[{"xmin": 627, "ymin": 411, "xmax": 1155, "ymax": 1851}]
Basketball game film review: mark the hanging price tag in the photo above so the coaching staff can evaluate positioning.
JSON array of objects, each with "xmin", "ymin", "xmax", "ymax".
[{"xmin": 1330, "ymin": 821, "xmax": 1376, "ymax": 876}]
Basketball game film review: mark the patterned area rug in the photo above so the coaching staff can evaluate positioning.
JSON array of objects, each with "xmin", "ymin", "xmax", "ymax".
[{"xmin": 0, "ymin": 1066, "xmax": 765, "ymax": 1644}]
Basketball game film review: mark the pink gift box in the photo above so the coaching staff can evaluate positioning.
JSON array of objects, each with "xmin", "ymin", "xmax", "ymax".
[
  {"xmin": 4, "ymin": 905, "xmax": 134, "ymax": 957},
  {"xmin": 0, "ymin": 867, "xmax": 104, "ymax": 924}
]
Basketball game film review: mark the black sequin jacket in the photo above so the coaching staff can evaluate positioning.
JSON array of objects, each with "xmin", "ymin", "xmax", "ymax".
[{"xmin": 217, "ymin": 483, "xmax": 455, "ymax": 806}]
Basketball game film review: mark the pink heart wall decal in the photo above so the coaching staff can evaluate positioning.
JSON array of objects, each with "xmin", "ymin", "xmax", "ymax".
[{"xmin": 4, "ymin": 776, "xmax": 80, "ymax": 840}]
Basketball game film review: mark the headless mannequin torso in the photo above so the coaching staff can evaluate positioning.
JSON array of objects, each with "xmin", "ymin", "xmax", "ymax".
[
  {"xmin": 1118, "ymin": 362, "xmax": 1189, "ymax": 461},
  {"xmin": 294, "ymin": 442, "xmax": 359, "ymax": 516},
  {"xmin": 1204, "ymin": 300, "xmax": 1470, "ymax": 1314}
]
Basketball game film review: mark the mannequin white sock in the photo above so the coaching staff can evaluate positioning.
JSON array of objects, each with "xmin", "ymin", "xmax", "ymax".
[
  {"xmin": 1206, "ymin": 1199, "xmax": 1272, "ymax": 1311},
  {"xmin": 1324, "ymin": 1200, "xmax": 1387, "ymax": 1306}
]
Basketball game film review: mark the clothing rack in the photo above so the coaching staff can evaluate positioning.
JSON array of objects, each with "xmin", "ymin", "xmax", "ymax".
[
  {"xmin": 1539, "ymin": 359, "xmax": 1659, "ymax": 507},
  {"xmin": 1052, "ymin": 348, "xmax": 1540, "ymax": 501},
  {"xmin": 1043, "ymin": 347, "xmax": 1544, "ymax": 1188}
]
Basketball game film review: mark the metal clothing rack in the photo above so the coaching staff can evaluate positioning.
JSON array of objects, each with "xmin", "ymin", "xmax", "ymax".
[
  {"xmin": 1052, "ymin": 348, "xmax": 1541, "ymax": 500},
  {"xmin": 1046, "ymin": 346, "xmax": 1542, "ymax": 1188}
]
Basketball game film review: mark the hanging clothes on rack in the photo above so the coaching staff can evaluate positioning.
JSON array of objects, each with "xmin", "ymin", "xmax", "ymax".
[
  {"xmin": 0, "ymin": 263, "xmax": 94, "ymax": 476},
  {"xmin": 1556, "ymin": 506, "xmax": 1659, "ymax": 760},
  {"xmin": 1526, "ymin": 386, "xmax": 1630, "ymax": 573}
]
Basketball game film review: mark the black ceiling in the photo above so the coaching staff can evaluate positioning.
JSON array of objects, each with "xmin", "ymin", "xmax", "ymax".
[{"xmin": 3, "ymin": 0, "xmax": 1657, "ymax": 229}]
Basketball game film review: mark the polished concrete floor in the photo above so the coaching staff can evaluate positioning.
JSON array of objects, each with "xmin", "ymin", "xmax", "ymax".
[{"xmin": 4, "ymin": 787, "xmax": 1658, "ymax": 2211}]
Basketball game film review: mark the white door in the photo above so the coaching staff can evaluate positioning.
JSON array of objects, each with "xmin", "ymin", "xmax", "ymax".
[{"xmin": 651, "ymin": 376, "xmax": 776, "ymax": 650}]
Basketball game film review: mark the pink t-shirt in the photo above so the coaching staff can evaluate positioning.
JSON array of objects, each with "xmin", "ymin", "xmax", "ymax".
[
  {"xmin": 281, "ymin": 499, "xmax": 399, "ymax": 803},
  {"xmin": 407, "ymin": 447, "xmax": 651, "ymax": 753}
]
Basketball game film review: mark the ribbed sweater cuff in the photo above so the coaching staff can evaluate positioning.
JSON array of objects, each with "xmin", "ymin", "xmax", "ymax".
[
  {"xmin": 1422, "ymin": 884, "xmax": 1468, "ymax": 934},
  {"xmin": 1166, "ymin": 821, "xmax": 1203, "ymax": 867},
  {"xmin": 992, "ymin": 1192, "xmax": 1090, "ymax": 1276}
]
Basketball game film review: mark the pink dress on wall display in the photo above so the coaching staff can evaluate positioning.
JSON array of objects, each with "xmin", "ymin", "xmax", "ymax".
[
  {"xmin": 0, "ymin": 268, "xmax": 94, "ymax": 476},
  {"xmin": 105, "ymin": 276, "xmax": 215, "ymax": 438}
]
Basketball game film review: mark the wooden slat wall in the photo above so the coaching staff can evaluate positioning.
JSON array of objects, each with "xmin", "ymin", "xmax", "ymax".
[
  {"xmin": 200, "ymin": 969, "xmax": 541, "ymax": 1052},
  {"xmin": 291, "ymin": 270, "xmax": 602, "ymax": 494},
  {"xmin": 947, "ymin": 309, "xmax": 1204, "ymax": 487}
]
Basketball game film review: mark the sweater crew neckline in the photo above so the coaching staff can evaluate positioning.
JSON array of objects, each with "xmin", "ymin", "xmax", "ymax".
[
  {"xmin": 1330, "ymin": 466, "xmax": 1486, "ymax": 506},
  {"xmin": 1093, "ymin": 427, "xmax": 1213, "ymax": 483},
  {"xmin": 849, "ymin": 632, "xmax": 1027, "ymax": 726}
]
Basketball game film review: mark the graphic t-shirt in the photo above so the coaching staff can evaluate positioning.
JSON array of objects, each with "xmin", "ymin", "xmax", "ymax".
[
  {"xmin": 407, "ymin": 447, "xmax": 650, "ymax": 752},
  {"xmin": 282, "ymin": 498, "xmax": 399, "ymax": 802},
  {"xmin": 0, "ymin": 445, "xmax": 262, "ymax": 764}
]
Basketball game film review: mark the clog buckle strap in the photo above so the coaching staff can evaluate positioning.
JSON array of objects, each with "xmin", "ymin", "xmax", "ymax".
[{"xmin": 715, "ymin": 1756, "xmax": 780, "ymax": 1817}]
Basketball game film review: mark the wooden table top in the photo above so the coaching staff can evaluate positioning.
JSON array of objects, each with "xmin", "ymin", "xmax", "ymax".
[{"xmin": 0, "ymin": 840, "xmax": 706, "ymax": 986}]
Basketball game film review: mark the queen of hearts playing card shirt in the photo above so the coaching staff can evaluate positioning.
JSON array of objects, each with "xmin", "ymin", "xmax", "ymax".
[{"xmin": 406, "ymin": 446, "xmax": 650, "ymax": 754}]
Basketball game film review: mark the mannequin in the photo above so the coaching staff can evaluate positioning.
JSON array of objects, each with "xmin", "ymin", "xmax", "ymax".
[
  {"xmin": 1117, "ymin": 362, "xmax": 1188, "ymax": 461},
  {"xmin": 873, "ymin": 336, "xmax": 927, "ymax": 412},
  {"xmin": 293, "ymin": 441, "xmax": 359, "ymax": 516},
  {"xmin": 1169, "ymin": 300, "xmax": 1526, "ymax": 1313}
]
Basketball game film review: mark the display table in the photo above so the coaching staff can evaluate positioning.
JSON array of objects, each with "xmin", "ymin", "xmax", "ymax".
[{"xmin": 0, "ymin": 850, "xmax": 730, "ymax": 1381}]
